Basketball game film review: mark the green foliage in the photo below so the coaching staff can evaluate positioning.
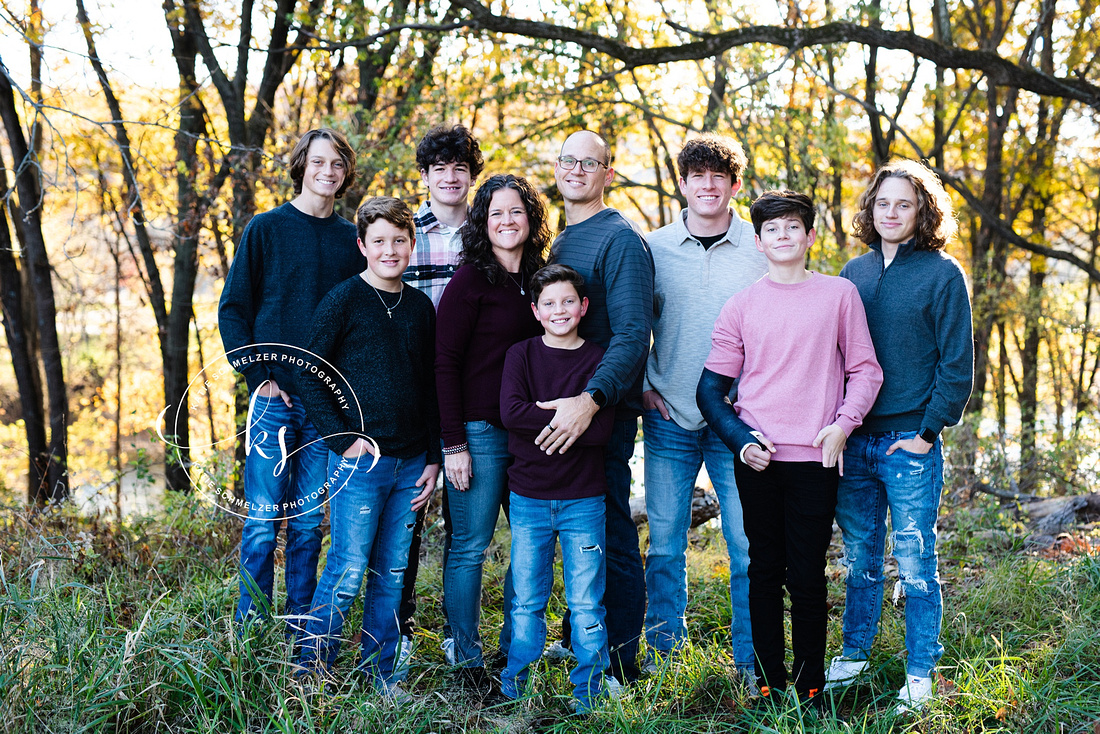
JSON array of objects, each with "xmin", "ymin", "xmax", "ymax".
[{"xmin": 2, "ymin": 500, "xmax": 1099, "ymax": 732}]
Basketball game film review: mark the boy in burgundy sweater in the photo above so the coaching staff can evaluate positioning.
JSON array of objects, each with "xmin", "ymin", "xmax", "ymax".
[
  {"xmin": 499, "ymin": 264, "xmax": 615, "ymax": 712},
  {"xmin": 697, "ymin": 191, "xmax": 882, "ymax": 706}
]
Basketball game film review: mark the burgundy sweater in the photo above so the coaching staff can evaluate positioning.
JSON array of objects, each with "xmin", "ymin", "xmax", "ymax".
[
  {"xmin": 500, "ymin": 337, "xmax": 614, "ymax": 500},
  {"xmin": 436, "ymin": 264, "xmax": 543, "ymax": 449}
]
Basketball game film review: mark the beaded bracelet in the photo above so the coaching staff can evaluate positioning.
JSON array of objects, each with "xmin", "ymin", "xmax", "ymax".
[{"xmin": 442, "ymin": 443, "xmax": 469, "ymax": 455}]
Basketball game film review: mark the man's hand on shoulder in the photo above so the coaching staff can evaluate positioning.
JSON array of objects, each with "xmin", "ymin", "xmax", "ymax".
[{"xmin": 534, "ymin": 392, "xmax": 600, "ymax": 455}]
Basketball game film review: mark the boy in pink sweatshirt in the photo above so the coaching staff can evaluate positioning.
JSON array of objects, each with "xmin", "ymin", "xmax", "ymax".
[{"xmin": 696, "ymin": 190, "xmax": 882, "ymax": 707}]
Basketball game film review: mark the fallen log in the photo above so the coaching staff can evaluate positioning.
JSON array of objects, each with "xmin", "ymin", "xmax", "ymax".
[
  {"xmin": 630, "ymin": 486, "xmax": 721, "ymax": 528},
  {"xmin": 1019, "ymin": 492, "xmax": 1100, "ymax": 535}
]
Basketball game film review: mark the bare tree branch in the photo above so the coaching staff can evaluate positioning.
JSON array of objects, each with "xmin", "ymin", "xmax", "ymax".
[
  {"xmin": 935, "ymin": 167, "xmax": 1100, "ymax": 284},
  {"xmin": 447, "ymin": 0, "xmax": 1100, "ymax": 109}
]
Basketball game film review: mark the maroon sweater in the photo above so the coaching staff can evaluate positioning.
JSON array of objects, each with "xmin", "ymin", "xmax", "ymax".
[
  {"xmin": 436, "ymin": 264, "xmax": 543, "ymax": 449},
  {"xmin": 500, "ymin": 337, "xmax": 614, "ymax": 500}
]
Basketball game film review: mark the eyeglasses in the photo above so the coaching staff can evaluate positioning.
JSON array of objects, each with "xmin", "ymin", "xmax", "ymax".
[{"xmin": 556, "ymin": 155, "xmax": 609, "ymax": 173}]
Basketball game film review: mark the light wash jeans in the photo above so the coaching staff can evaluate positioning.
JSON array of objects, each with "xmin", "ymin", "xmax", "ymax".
[
  {"xmin": 236, "ymin": 393, "xmax": 326, "ymax": 628},
  {"xmin": 503, "ymin": 493, "xmax": 609, "ymax": 712},
  {"xmin": 835, "ymin": 430, "xmax": 945, "ymax": 678},
  {"xmin": 642, "ymin": 410, "xmax": 754, "ymax": 671},
  {"xmin": 443, "ymin": 421, "xmax": 514, "ymax": 666},
  {"xmin": 298, "ymin": 451, "xmax": 423, "ymax": 686}
]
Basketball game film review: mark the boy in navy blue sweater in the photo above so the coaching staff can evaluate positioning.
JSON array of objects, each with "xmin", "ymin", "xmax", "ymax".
[{"xmin": 218, "ymin": 128, "xmax": 361, "ymax": 629}]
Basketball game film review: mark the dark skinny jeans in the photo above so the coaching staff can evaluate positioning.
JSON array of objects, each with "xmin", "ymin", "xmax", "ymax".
[{"xmin": 733, "ymin": 459, "xmax": 838, "ymax": 698}]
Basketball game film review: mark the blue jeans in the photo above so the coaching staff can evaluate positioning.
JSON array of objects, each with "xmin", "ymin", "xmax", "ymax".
[
  {"xmin": 236, "ymin": 393, "xmax": 326, "ymax": 627},
  {"xmin": 298, "ymin": 451, "xmax": 423, "ymax": 685},
  {"xmin": 443, "ymin": 421, "xmax": 515, "ymax": 666},
  {"xmin": 503, "ymin": 493, "xmax": 609, "ymax": 712},
  {"xmin": 604, "ymin": 417, "xmax": 645, "ymax": 681},
  {"xmin": 642, "ymin": 410, "xmax": 753, "ymax": 670},
  {"xmin": 835, "ymin": 431, "xmax": 945, "ymax": 678}
]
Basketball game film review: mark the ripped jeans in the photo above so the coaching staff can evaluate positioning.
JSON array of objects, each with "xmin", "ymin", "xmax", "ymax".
[
  {"xmin": 835, "ymin": 431, "xmax": 944, "ymax": 678},
  {"xmin": 298, "ymin": 451, "xmax": 424, "ymax": 684},
  {"xmin": 503, "ymin": 492, "xmax": 609, "ymax": 711}
]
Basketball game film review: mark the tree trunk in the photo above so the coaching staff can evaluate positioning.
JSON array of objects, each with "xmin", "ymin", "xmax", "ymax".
[
  {"xmin": 162, "ymin": 2, "xmax": 209, "ymax": 491},
  {"xmin": 0, "ymin": 156, "xmax": 48, "ymax": 500},
  {"xmin": 959, "ymin": 83, "xmax": 1016, "ymax": 491},
  {"xmin": 0, "ymin": 57, "xmax": 68, "ymax": 503}
]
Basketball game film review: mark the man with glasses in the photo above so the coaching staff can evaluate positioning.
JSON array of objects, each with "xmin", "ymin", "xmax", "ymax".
[{"xmin": 536, "ymin": 129, "xmax": 654, "ymax": 683}]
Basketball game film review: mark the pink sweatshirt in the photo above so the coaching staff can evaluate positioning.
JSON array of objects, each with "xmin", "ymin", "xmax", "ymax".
[{"xmin": 704, "ymin": 272, "xmax": 883, "ymax": 462}]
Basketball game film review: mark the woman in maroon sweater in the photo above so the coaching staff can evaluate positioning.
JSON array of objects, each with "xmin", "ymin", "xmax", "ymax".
[{"xmin": 436, "ymin": 174, "xmax": 549, "ymax": 689}]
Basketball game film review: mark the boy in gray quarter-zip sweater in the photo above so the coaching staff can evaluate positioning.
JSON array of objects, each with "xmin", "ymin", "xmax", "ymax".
[{"xmin": 828, "ymin": 159, "xmax": 974, "ymax": 715}]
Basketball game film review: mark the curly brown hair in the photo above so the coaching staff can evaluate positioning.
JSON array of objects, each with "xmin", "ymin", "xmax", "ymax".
[
  {"xmin": 459, "ymin": 174, "xmax": 549, "ymax": 287},
  {"xmin": 416, "ymin": 123, "xmax": 485, "ymax": 179},
  {"xmin": 852, "ymin": 159, "xmax": 957, "ymax": 252},
  {"xmin": 677, "ymin": 133, "xmax": 747, "ymax": 181}
]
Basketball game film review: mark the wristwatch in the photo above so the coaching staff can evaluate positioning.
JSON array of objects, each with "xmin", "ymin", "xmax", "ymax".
[
  {"xmin": 918, "ymin": 428, "xmax": 938, "ymax": 444},
  {"xmin": 586, "ymin": 388, "xmax": 607, "ymax": 408}
]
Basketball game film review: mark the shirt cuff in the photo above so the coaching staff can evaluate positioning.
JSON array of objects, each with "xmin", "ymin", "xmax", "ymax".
[{"xmin": 738, "ymin": 431, "xmax": 766, "ymax": 464}]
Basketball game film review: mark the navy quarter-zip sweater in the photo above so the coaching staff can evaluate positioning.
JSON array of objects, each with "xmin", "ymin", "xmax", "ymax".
[{"xmin": 839, "ymin": 238, "xmax": 974, "ymax": 437}]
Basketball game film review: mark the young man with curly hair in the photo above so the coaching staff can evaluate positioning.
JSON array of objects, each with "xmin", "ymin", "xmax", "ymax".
[
  {"xmin": 404, "ymin": 123, "xmax": 485, "ymax": 306},
  {"xmin": 641, "ymin": 134, "xmax": 766, "ymax": 681},
  {"xmin": 825, "ymin": 160, "xmax": 974, "ymax": 714},
  {"xmin": 399, "ymin": 123, "xmax": 485, "ymax": 666}
]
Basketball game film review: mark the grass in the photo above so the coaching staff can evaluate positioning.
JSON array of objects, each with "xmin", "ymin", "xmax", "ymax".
[{"xmin": 1, "ymin": 492, "xmax": 1099, "ymax": 733}]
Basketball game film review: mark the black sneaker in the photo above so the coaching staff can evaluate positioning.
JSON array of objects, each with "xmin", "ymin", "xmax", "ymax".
[
  {"xmin": 796, "ymin": 687, "xmax": 827, "ymax": 718},
  {"xmin": 457, "ymin": 666, "xmax": 507, "ymax": 705},
  {"xmin": 484, "ymin": 648, "xmax": 509, "ymax": 672}
]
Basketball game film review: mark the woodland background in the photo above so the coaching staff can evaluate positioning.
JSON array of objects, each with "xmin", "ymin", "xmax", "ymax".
[{"xmin": 1, "ymin": 0, "xmax": 1099, "ymax": 731}]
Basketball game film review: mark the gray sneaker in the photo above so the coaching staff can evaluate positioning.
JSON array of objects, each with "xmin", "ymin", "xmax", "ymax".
[
  {"xmin": 604, "ymin": 675, "xmax": 624, "ymax": 699},
  {"xmin": 397, "ymin": 635, "xmax": 414, "ymax": 669},
  {"xmin": 541, "ymin": 640, "xmax": 576, "ymax": 662},
  {"xmin": 738, "ymin": 667, "xmax": 760, "ymax": 697},
  {"xmin": 380, "ymin": 680, "xmax": 414, "ymax": 706},
  {"xmin": 824, "ymin": 655, "xmax": 868, "ymax": 690}
]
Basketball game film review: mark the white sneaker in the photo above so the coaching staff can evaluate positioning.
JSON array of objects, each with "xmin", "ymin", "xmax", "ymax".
[
  {"xmin": 380, "ymin": 680, "xmax": 414, "ymax": 706},
  {"xmin": 894, "ymin": 674, "xmax": 934, "ymax": 714},
  {"xmin": 824, "ymin": 655, "xmax": 868, "ymax": 690},
  {"xmin": 541, "ymin": 640, "xmax": 576, "ymax": 662},
  {"xmin": 440, "ymin": 637, "xmax": 456, "ymax": 666},
  {"xmin": 604, "ymin": 675, "xmax": 624, "ymax": 700},
  {"xmin": 738, "ymin": 668, "xmax": 760, "ymax": 697},
  {"xmin": 396, "ymin": 635, "xmax": 414, "ymax": 669}
]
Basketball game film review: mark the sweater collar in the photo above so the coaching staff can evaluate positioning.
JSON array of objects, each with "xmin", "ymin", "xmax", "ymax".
[{"xmin": 869, "ymin": 236, "xmax": 917, "ymax": 260}]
